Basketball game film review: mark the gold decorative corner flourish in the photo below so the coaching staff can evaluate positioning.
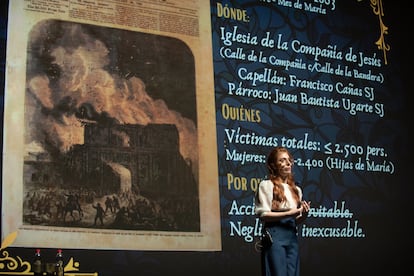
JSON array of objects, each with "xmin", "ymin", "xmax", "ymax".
[
  {"xmin": 359, "ymin": 0, "xmax": 390, "ymax": 64},
  {"xmin": 0, "ymin": 232, "xmax": 18, "ymax": 251},
  {"xmin": 1, "ymin": 232, "xmax": 98, "ymax": 275},
  {"xmin": 0, "ymin": 232, "xmax": 31, "ymax": 275},
  {"xmin": 0, "ymin": 249, "xmax": 32, "ymax": 275}
]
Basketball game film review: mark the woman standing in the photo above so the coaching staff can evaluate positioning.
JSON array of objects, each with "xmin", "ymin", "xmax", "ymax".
[{"xmin": 255, "ymin": 146, "xmax": 311, "ymax": 276}]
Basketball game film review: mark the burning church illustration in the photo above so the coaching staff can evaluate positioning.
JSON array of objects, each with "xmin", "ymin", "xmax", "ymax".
[{"xmin": 22, "ymin": 20, "xmax": 200, "ymax": 232}]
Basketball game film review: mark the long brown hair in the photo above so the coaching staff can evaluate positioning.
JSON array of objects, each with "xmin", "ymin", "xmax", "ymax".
[{"xmin": 266, "ymin": 146, "xmax": 300, "ymax": 209}]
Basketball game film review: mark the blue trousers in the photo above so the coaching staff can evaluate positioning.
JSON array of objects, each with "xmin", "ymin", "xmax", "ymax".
[{"xmin": 261, "ymin": 222, "xmax": 300, "ymax": 276}]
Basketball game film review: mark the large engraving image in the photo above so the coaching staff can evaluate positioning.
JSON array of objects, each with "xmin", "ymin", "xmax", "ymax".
[{"xmin": 24, "ymin": 20, "xmax": 199, "ymax": 232}]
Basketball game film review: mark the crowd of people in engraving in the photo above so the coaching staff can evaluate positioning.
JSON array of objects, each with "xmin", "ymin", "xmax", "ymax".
[{"xmin": 23, "ymin": 188, "xmax": 200, "ymax": 231}]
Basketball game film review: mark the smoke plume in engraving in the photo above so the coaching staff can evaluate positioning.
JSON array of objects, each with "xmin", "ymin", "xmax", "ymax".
[{"xmin": 25, "ymin": 21, "xmax": 198, "ymax": 176}]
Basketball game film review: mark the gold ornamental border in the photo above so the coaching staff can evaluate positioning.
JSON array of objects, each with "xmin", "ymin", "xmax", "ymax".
[
  {"xmin": 0, "ymin": 232, "xmax": 98, "ymax": 276},
  {"xmin": 359, "ymin": 0, "xmax": 390, "ymax": 64}
]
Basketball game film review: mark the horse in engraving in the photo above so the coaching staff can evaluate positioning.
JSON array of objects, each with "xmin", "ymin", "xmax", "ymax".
[{"xmin": 61, "ymin": 193, "xmax": 83, "ymax": 222}]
